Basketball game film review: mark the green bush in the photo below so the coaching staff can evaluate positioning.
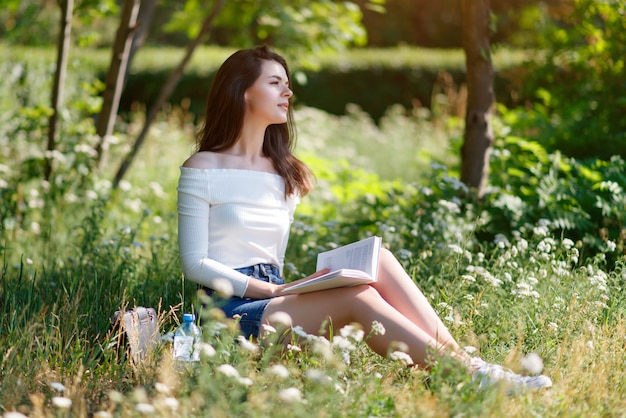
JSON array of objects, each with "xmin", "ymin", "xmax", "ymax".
[{"xmin": 506, "ymin": 0, "xmax": 626, "ymax": 160}]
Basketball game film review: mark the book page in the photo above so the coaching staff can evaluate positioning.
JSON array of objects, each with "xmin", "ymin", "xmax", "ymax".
[
  {"xmin": 281, "ymin": 236, "xmax": 382, "ymax": 295},
  {"xmin": 316, "ymin": 236, "xmax": 381, "ymax": 278}
]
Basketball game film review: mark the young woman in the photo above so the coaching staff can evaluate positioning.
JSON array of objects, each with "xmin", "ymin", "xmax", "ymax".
[{"xmin": 177, "ymin": 46, "xmax": 552, "ymax": 392}]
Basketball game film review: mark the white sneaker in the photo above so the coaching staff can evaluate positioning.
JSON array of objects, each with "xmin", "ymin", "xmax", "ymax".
[{"xmin": 470, "ymin": 357, "xmax": 553, "ymax": 394}]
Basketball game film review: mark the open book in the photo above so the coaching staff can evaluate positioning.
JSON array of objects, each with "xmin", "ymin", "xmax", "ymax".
[{"xmin": 281, "ymin": 236, "xmax": 382, "ymax": 295}]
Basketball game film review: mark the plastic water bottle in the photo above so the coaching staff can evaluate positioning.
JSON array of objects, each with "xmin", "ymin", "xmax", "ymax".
[{"xmin": 173, "ymin": 313, "xmax": 202, "ymax": 361}]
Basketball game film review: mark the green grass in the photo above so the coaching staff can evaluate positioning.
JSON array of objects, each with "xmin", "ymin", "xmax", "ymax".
[{"xmin": 1, "ymin": 108, "xmax": 625, "ymax": 416}]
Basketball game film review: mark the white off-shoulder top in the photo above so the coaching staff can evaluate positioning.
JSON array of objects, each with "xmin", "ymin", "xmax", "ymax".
[{"xmin": 177, "ymin": 167, "xmax": 299, "ymax": 297}]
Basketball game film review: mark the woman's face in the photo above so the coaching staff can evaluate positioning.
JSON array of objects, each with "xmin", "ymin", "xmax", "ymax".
[{"xmin": 244, "ymin": 59, "xmax": 293, "ymax": 125}]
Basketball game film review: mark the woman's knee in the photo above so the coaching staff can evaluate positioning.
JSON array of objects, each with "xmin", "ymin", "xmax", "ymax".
[
  {"xmin": 349, "ymin": 284, "xmax": 385, "ymax": 305},
  {"xmin": 379, "ymin": 247, "xmax": 398, "ymax": 266}
]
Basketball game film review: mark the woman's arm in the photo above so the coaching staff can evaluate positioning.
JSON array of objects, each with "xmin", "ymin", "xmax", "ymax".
[{"xmin": 177, "ymin": 172, "xmax": 251, "ymax": 297}]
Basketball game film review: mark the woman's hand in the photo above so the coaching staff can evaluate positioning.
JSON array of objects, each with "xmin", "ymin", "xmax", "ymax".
[
  {"xmin": 243, "ymin": 268, "xmax": 331, "ymax": 299},
  {"xmin": 276, "ymin": 268, "xmax": 331, "ymax": 295}
]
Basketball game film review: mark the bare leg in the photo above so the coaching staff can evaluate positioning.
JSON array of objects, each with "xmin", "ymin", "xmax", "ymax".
[
  {"xmin": 263, "ymin": 284, "xmax": 453, "ymax": 366},
  {"xmin": 371, "ymin": 248, "xmax": 466, "ymax": 358}
]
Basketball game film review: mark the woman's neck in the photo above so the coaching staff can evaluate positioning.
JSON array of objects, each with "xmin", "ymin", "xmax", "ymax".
[{"xmin": 230, "ymin": 120, "xmax": 268, "ymax": 159}]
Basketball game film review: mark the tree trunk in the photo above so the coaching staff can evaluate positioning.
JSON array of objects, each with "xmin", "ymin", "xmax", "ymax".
[
  {"xmin": 45, "ymin": 0, "xmax": 74, "ymax": 181},
  {"xmin": 95, "ymin": 0, "xmax": 141, "ymax": 165},
  {"xmin": 112, "ymin": 0, "xmax": 226, "ymax": 189},
  {"xmin": 460, "ymin": 0, "xmax": 494, "ymax": 199},
  {"xmin": 125, "ymin": 0, "xmax": 158, "ymax": 89}
]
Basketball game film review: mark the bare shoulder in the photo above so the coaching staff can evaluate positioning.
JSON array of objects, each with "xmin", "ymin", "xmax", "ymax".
[{"xmin": 182, "ymin": 152, "xmax": 221, "ymax": 169}]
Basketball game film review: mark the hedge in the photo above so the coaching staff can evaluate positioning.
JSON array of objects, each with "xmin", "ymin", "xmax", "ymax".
[{"xmin": 118, "ymin": 48, "xmax": 525, "ymax": 120}]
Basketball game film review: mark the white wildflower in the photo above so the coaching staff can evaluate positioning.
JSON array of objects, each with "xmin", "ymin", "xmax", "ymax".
[
  {"xmin": 332, "ymin": 336, "xmax": 356, "ymax": 352},
  {"xmin": 268, "ymin": 364, "xmax": 290, "ymax": 379},
  {"xmin": 278, "ymin": 387, "xmax": 303, "ymax": 403},
  {"xmin": 237, "ymin": 336, "xmax": 260, "ymax": 354},
  {"xmin": 154, "ymin": 382, "xmax": 170, "ymax": 394},
  {"xmin": 4, "ymin": 413, "xmax": 29, "ymax": 418},
  {"xmin": 312, "ymin": 339, "xmax": 334, "ymax": 360},
  {"xmin": 537, "ymin": 240, "xmax": 552, "ymax": 253},
  {"xmin": 238, "ymin": 377, "xmax": 253, "ymax": 386},
  {"xmin": 547, "ymin": 322, "xmax": 558, "ymax": 332},
  {"xmin": 305, "ymin": 369, "xmax": 331, "ymax": 385},
  {"xmin": 494, "ymin": 234, "xmax": 510, "ymax": 248},
  {"xmin": 52, "ymin": 397, "xmax": 72, "ymax": 409},
  {"xmin": 462, "ymin": 274, "xmax": 476, "ymax": 284},
  {"xmin": 212, "ymin": 278, "xmax": 234, "ymax": 298},
  {"xmin": 261, "ymin": 324, "xmax": 277, "ymax": 335},
  {"xmin": 198, "ymin": 342, "xmax": 216, "ymax": 357},
  {"xmin": 268, "ymin": 311, "xmax": 293, "ymax": 327},
  {"xmin": 447, "ymin": 244, "xmax": 464, "ymax": 254},
  {"xmin": 124, "ymin": 197, "xmax": 142, "ymax": 213},
  {"xmin": 516, "ymin": 238, "xmax": 529, "ymax": 252},
  {"xmin": 74, "ymin": 143, "xmax": 98, "ymax": 157},
  {"xmin": 589, "ymin": 270, "xmax": 608, "ymax": 290},
  {"xmin": 605, "ymin": 240, "xmax": 616, "ymax": 252},
  {"xmin": 520, "ymin": 352, "xmax": 544, "ymax": 374},
  {"xmin": 371, "ymin": 320, "xmax": 386, "ymax": 336},
  {"xmin": 149, "ymin": 181, "xmax": 167, "ymax": 199},
  {"xmin": 438, "ymin": 199, "xmax": 461, "ymax": 213},
  {"xmin": 463, "ymin": 346, "xmax": 478, "ymax": 355},
  {"xmin": 49, "ymin": 382, "xmax": 65, "ymax": 392},
  {"xmin": 340, "ymin": 324, "xmax": 364, "ymax": 342},
  {"xmin": 108, "ymin": 390, "xmax": 124, "ymax": 404},
  {"xmin": 287, "ymin": 344, "xmax": 301, "ymax": 352},
  {"xmin": 562, "ymin": 238, "xmax": 574, "ymax": 249},
  {"xmin": 389, "ymin": 351, "xmax": 414, "ymax": 366},
  {"xmin": 118, "ymin": 180, "xmax": 132, "ymax": 191},
  {"xmin": 160, "ymin": 397, "xmax": 179, "ymax": 411},
  {"xmin": 586, "ymin": 340, "xmax": 594, "ymax": 350},
  {"xmin": 217, "ymin": 364, "xmax": 240, "ymax": 378},
  {"xmin": 335, "ymin": 382, "xmax": 346, "ymax": 394},
  {"xmin": 135, "ymin": 403, "xmax": 155, "ymax": 414},
  {"xmin": 484, "ymin": 273, "xmax": 502, "ymax": 287}
]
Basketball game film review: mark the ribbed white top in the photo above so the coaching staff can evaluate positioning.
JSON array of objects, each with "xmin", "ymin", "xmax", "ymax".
[{"xmin": 177, "ymin": 167, "xmax": 299, "ymax": 297}]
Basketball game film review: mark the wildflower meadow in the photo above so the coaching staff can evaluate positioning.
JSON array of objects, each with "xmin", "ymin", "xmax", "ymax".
[{"xmin": 1, "ymin": 45, "xmax": 625, "ymax": 417}]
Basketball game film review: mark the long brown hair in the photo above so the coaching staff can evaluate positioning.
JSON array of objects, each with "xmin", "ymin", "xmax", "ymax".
[{"xmin": 196, "ymin": 45, "xmax": 312, "ymax": 197}]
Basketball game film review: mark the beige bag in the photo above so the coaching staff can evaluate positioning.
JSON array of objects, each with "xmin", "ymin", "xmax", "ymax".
[{"xmin": 110, "ymin": 306, "xmax": 160, "ymax": 364}]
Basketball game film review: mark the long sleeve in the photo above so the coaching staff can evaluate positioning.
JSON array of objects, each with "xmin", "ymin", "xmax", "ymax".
[{"xmin": 177, "ymin": 172, "xmax": 250, "ymax": 297}]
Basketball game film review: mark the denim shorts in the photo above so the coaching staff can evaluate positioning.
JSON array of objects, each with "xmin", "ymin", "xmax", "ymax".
[{"xmin": 201, "ymin": 263, "xmax": 284, "ymax": 339}]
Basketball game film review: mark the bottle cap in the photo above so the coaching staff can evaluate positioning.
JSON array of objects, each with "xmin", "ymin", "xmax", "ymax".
[{"xmin": 183, "ymin": 313, "xmax": 195, "ymax": 322}]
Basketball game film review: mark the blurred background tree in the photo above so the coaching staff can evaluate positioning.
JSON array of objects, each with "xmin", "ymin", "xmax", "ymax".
[{"xmin": 0, "ymin": 0, "xmax": 562, "ymax": 49}]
